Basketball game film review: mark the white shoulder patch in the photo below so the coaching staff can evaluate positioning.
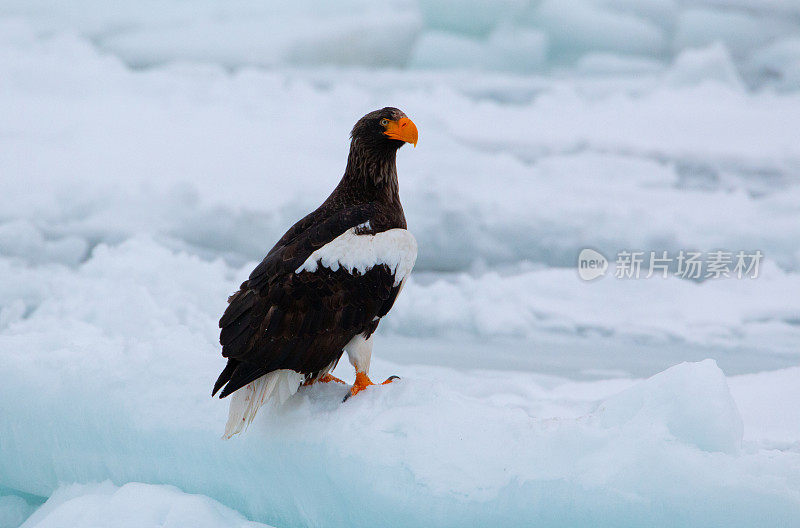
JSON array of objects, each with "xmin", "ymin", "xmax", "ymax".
[{"xmin": 295, "ymin": 227, "xmax": 417, "ymax": 286}]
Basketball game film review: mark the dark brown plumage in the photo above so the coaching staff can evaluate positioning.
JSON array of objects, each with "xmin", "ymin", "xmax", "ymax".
[{"xmin": 213, "ymin": 107, "xmax": 417, "ymax": 400}]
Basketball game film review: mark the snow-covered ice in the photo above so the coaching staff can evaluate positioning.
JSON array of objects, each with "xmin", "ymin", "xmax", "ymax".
[
  {"xmin": 3, "ymin": 0, "xmax": 800, "ymax": 88},
  {"xmin": 0, "ymin": 495, "xmax": 36, "ymax": 528},
  {"xmin": 2, "ymin": 308, "xmax": 800, "ymax": 527},
  {"xmin": 1, "ymin": 3, "xmax": 800, "ymax": 527},
  {"xmin": 18, "ymin": 482, "xmax": 273, "ymax": 528}
]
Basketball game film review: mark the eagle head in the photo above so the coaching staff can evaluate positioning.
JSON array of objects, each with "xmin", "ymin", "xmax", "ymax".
[{"xmin": 351, "ymin": 107, "xmax": 418, "ymax": 151}]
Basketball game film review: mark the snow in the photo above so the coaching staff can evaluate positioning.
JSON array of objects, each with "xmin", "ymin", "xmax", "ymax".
[
  {"xmin": 1, "ymin": 3, "xmax": 799, "ymax": 527},
  {"xmin": 296, "ymin": 228, "xmax": 418, "ymax": 286},
  {"xmin": 410, "ymin": 28, "xmax": 548, "ymax": 72},
  {"xmin": 19, "ymin": 482, "xmax": 272, "ymax": 528},
  {"xmin": 1, "ymin": 1, "xmax": 800, "ymax": 86},
  {"xmin": 746, "ymin": 37, "xmax": 800, "ymax": 90},
  {"xmin": 388, "ymin": 261, "xmax": 800, "ymax": 354},
  {"xmin": 1, "ymin": 328, "xmax": 799, "ymax": 527},
  {"xmin": 596, "ymin": 360, "xmax": 743, "ymax": 454},
  {"xmin": 664, "ymin": 43, "xmax": 745, "ymax": 89},
  {"xmin": 530, "ymin": 0, "xmax": 667, "ymax": 59},
  {"xmin": 575, "ymin": 53, "xmax": 664, "ymax": 76}
]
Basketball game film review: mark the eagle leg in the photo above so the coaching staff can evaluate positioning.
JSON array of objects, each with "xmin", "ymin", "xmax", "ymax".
[
  {"xmin": 342, "ymin": 372, "xmax": 400, "ymax": 402},
  {"xmin": 303, "ymin": 373, "xmax": 346, "ymax": 386}
]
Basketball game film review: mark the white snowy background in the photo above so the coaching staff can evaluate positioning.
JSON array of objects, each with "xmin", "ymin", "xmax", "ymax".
[{"xmin": 1, "ymin": 1, "xmax": 800, "ymax": 527}]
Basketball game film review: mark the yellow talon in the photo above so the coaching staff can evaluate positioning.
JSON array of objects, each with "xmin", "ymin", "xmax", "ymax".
[
  {"xmin": 303, "ymin": 373, "xmax": 346, "ymax": 386},
  {"xmin": 344, "ymin": 372, "xmax": 399, "ymax": 401}
]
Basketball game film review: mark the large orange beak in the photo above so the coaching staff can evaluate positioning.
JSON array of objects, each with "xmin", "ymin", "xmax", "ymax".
[{"xmin": 383, "ymin": 117, "xmax": 418, "ymax": 147}]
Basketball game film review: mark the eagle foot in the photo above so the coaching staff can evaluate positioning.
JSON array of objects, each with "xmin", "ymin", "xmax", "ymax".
[
  {"xmin": 303, "ymin": 373, "xmax": 346, "ymax": 387},
  {"xmin": 342, "ymin": 372, "xmax": 400, "ymax": 402}
]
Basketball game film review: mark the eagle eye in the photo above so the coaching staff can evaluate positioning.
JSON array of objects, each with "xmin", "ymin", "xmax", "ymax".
[{"xmin": 380, "ymin": 118, "xmax": 389, "ymax": 127}]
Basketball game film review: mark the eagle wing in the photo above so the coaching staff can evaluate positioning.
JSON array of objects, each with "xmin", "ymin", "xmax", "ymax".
[{"xmin": 213, "ymin": 204, "xmax": 415, "ymax": 398}]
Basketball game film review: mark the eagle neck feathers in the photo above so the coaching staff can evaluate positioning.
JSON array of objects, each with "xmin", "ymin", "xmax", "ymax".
[{"xmin": 340, "ymin": 137, "xmax": 400, "ymax": 205}]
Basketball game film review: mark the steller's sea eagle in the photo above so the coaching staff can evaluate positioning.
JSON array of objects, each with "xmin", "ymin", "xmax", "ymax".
[{"xmin": 213, "ymin": 108, "xmax": 419, "ymax": 437}]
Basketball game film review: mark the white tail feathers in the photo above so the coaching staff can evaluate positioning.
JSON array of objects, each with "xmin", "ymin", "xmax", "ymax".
[{"xmin": 223, "ymin": 370, "xmax": 304, "ymax": 438}]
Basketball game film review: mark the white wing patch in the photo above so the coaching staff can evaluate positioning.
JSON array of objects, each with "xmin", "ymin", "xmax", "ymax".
[{"xmin": 295, "ymin": 227, "xmax": 417, "ymax": 286}]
